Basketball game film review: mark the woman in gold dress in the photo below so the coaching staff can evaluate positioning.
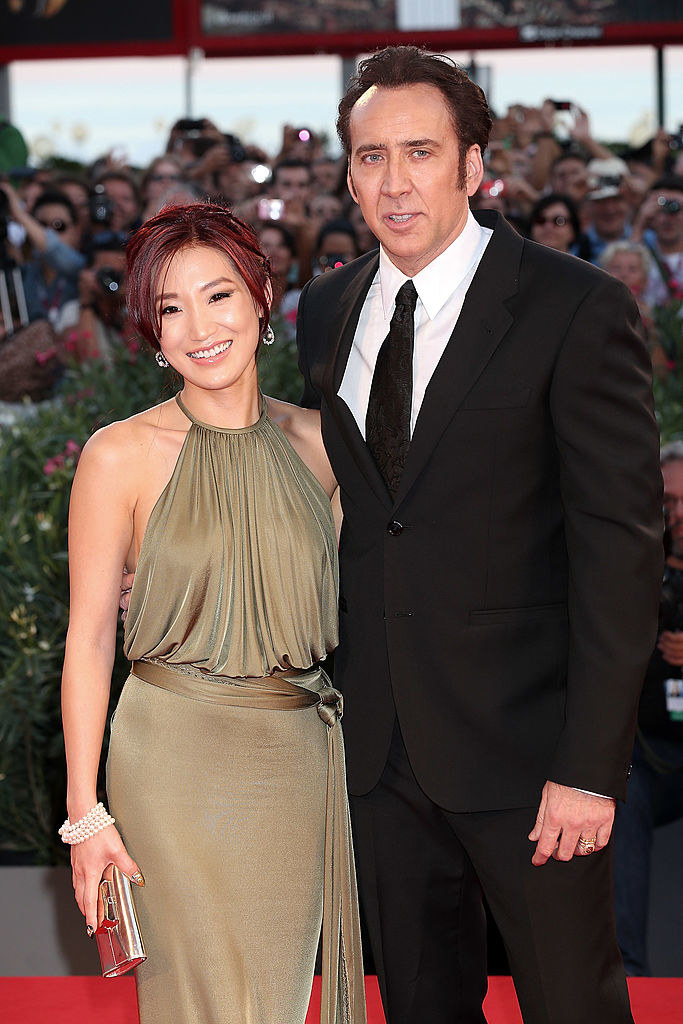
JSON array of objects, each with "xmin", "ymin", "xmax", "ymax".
[{"xmin": 61, "ymin": 202, "xmax": 365, "ymax": 1024}]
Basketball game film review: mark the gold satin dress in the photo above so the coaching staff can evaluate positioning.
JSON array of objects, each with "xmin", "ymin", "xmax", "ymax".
[{"xmin": 106, "ymin": 395, "xmax": 365, "ymax": 1024}]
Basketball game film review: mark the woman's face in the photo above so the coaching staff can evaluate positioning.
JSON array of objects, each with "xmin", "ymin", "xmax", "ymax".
[
  {"xmin": 606, "ymin": 251, "xmax": 647, "ymax": 296},
  {"xmin": 259, "ymin": 227, "xmax": 293, "ymax": 280},
  {"xmin": 158, "ymin": 245, "xmax": 262, "ymax": 392},
  {"xmin": 530, "ymin": 202, "xmax": 575, "ymax": 253}
]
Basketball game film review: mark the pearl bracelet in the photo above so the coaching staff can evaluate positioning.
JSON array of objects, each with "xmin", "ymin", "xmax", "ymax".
[{"xmin": 59, "ymin": 801, "xmax": 116, "ymax": 845}]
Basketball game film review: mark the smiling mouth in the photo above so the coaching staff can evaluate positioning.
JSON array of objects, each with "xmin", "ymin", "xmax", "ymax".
[
  {"xmin": 188, "ymin": 340, "xmax": 232, "ymax": 360},
  {"xmin": 386, "ymin": 214, "xmax": 416, "ymax": 223}
]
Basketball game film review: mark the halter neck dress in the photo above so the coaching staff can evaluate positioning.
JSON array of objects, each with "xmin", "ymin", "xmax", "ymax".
[{"xmin": 106, "ymin": 394, "xmax": 365, "ymax": 1024}]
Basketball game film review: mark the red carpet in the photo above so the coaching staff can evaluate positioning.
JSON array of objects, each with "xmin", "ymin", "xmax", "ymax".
[{"xmin": 1, "ymin": 975, "xmax": 681, "ymax": 1022}]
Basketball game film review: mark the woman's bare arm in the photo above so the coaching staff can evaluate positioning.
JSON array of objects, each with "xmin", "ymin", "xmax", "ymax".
[{"xmin": 61, "ymin": 423, "xmax": 144, "ymax": 931}]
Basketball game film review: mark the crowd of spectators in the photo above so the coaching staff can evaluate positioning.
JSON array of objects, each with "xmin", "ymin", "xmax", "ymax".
[
  {"xmin": 1, "ymin": 100, "xmax": 682, "ymax": 386},
  {"xmin": 1, "ymin": 101, "xmax": 682, "ymax": 380}
]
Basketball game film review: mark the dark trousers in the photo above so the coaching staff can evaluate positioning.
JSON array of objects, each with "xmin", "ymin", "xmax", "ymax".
[
  {"xmin": 614, "ymin": 735, "xmax": 683, "ymax": 975},
  {"xmin": 350, "ymin": 720, "xmax": 633, "ymax": 1024}
]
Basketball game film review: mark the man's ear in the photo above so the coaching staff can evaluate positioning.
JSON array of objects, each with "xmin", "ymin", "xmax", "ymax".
[
  {"xmin": 347, "ymin": 163, "xmax": 359, "ymax": 205},
  {"xmin": 465, "ymin": 145, "xmax": 484, "ymax": 198}
]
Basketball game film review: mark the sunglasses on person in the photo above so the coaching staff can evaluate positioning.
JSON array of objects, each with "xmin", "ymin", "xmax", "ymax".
[
  {"xmin": 37, "ymin": 217, "xmax": 71, "ymax": 233},
  {"xmin": 533, "ymin": 214, "xmax": 568, "ymax": 228}
]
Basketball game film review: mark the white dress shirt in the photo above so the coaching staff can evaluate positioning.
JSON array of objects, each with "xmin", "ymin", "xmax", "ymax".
[{"xmin": 338, "ymin": 210, "xmax": 492, "ymax": 437}]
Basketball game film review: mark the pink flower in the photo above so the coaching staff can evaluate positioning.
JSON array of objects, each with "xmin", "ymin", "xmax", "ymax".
[
  {"xmin": 64, "ymin": 440, "xmax": 81, "ymax": 457},
  {"xmin": 35, "ymin": 347, "xmax": 57, "ymax": 367},
  {"xmin": 43, "ymin": 454, "xmax": 65, "ymax": 475}
]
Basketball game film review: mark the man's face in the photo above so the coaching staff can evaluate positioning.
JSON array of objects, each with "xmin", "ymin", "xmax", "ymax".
[
  {"xmin": 651, "ymin": 189, "xmax": 683, "ymax": 252},
  {"xmin": 347, "ymin": 83, "xmax": 482, "ymax": 277},
  {"xmin": 312, "ymin": 159, "xmax": 340, "ymax": 193},
  {"xmin": 664, "ymin": 460, "xmax": 683, "ymax": 560},
  {"xmin": 102, "ymin": 179, "xmax": 139, "ymax": 232},
  {"xmin": 590, "ymin": 195, "xmax": 628, "ymax": 241},
  {"xmin": 272, "ymin": 166, "xmax": 310, "ymax": 203},
  {"xmin": 550, "ymin": 158, "xmax": 588, "ymax": 200}
]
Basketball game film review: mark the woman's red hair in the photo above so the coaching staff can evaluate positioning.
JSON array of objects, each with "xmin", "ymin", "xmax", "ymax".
[{"xmin": 126, "ymin": 202, "xmax": 272, "ymax": 351}]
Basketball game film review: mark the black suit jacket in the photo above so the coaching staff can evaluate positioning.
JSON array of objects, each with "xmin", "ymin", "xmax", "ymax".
[{"xmin": 297, "ymin": 211, "xmax": 663, "ymax": 811}]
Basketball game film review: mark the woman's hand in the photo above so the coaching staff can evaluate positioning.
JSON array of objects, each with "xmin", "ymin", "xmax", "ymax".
[{"xmin": 70, "ymin": 826, "xmax": 144, "ymax": 935}]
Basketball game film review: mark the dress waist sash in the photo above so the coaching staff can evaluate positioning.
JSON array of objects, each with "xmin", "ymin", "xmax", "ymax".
[{"xmin": 130, "ymin": 659, "xmax": 366, "ymax": 1024}]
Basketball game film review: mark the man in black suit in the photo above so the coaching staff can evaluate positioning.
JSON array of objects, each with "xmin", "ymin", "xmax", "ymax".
[{"xmin": 297, "ymin": 47, "xmax": 663, "ymax": 1024}]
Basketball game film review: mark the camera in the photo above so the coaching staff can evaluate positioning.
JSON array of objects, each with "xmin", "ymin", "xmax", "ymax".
[
  {"xmin": 174, "ymin": 118, "xmax": 206, "ymax": 138},
  {"xmin": 480, "ymin": 178, "xmax": 506, "ymax": 199},
  {"xmin": 257, "ymin": 198, "xmax": 284, "ymax": 221},
  {"xmin": 660, "ymin": 567, "xmax": 683, "ymax": 632},
  {"xmin": 669, "ymin": 125, "xmax": 683, "ymax": 152},
  {"xmin": 192, "ymin": 137, "xmax": 219, "ymax": 159},
  {"xmin": 657, "ymin": 195, "xmax": 682, "ymax": 215},
  {"xmin": 89, "ymin": 185, "xmax": 115, "ymax": 228},
  {"xmin": 95, "ymin": 267, "xmax": 123, "ymax": 295},
  {"xmin": 318, "ymin": 253, "xmax": 352, "ymax": 271},
  {"xmin": 224, "ymin": 133, "xmax": 246, "ymax": 163}
]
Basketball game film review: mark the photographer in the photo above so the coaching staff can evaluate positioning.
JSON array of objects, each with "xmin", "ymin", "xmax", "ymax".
[
  {"xmin": 57, "ymin": 230, "xmax": 128, "ymax": 361},
  {"xmin": 583, "ymin": 157, "xmax": 633, "ymax": 263},
  {"xmin": 631, "ymin": 175, "xmax": 683, "ymax": 307},
  {"xmin": 614, "ymin": 442, "xmax": 683, "ymax": 976},
  {"xmin": 91, "ymin": 170, "xmax": 141, "ymax": 235},
  {"xmin": 0, "ymin": 181, "xmax": 85, "ymax": 324}
]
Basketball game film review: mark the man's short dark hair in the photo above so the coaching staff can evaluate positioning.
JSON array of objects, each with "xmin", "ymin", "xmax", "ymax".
[
  {"xmin": 336, "ymin": 45, "xmax": 492, "ymax": 175},
  {"xmin": 650, "ymin": 175, "xmax": 683, "ymax": 195},
  {"xmin": 272, "ymin": 159, "xmax": 312, "ymax": 186},
  {"xmin": 551, "ymin": 152, "xmax": 588, "ymax": 172},
  {"xmin": 315, "ymin": 217, "xmax": 358, "ymax": 254},
  {"xmin": 94, "ymin": 169, "xmax": 141, "ymax": 205}
]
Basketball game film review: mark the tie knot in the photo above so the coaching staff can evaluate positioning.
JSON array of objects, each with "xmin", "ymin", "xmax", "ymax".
[{"xmin": 394, "ymin": 280, "xmax": 418, "ymax": 314}]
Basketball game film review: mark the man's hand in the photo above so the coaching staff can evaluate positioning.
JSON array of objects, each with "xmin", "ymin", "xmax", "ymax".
[
  {"xmin": 528, "ymin": 781, "xmax": 615, "ymax": 866},
  {"xmin": 658, "ymin": 630, "xmax": 683, "ymax": 666}
]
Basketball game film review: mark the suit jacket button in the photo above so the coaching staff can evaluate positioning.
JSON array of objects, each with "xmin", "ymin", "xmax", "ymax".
[{"xmin": 387, "ymin": 520, "xmax": 403, "ymax": 536}]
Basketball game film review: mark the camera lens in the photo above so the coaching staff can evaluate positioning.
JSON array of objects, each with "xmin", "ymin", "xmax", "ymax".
[{"xmin": 657, "ymin": 196, "xmax": 681, "ymax": 214}]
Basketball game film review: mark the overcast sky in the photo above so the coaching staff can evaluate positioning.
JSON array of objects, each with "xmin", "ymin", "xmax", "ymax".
[{"xmin": 8, "ymin": 45, "xmax": 683, "ymax": 168}]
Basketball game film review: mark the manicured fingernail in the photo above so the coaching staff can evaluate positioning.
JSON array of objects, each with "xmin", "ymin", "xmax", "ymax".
[
  {"xmin": 86, "ymin": 925, "xmax": 94, "ymax": 938},
  {"xmin": 130, "ymin": 871, "xmax": 145, "ymax": 886}
]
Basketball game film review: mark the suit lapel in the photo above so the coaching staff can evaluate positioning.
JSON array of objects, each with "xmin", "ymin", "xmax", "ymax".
[
  {"xmin": 322, "ymin": 252, "xmax": 393, "ymax": 508},
  {"xmin": 393, "ymin": 213, "xmax": 523, "ymax": 507}
]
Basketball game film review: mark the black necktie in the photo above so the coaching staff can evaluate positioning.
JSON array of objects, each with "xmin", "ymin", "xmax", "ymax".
[{"xmin": 365, "ymin": 279, "xmax": 419, "ymax": 498}]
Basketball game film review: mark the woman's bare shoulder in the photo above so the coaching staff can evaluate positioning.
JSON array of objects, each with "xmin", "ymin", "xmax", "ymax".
[{"xmin": 79, "ymin": 399, "xmax": 183, "ymax": 472}]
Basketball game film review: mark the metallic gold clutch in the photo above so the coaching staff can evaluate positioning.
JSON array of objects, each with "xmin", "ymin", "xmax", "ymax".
[{"xmin": 95, "ymin": 864, "xmax": 147, "ymax": 977}]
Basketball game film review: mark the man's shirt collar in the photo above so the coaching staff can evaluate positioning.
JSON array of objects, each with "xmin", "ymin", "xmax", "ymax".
[{"xmin": 379, "ymin": 210, "xmax": 487, "ymax": 321}]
